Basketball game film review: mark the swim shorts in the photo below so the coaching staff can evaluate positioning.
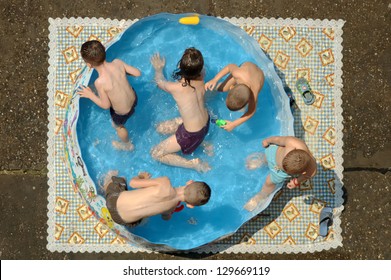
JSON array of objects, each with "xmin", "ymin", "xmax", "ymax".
[
  {"xmin": 175, "ymin": 115, "xmax": 210, "ymax": 155},
  {"xmin": 105, "ymin": 176, "xmax": 142, "ymax": 227},
  {"xmin": 265, "ymin": 145, "xmax": 291, "ymax": 185},
  {"xmin": 110, "ymin": 94, "xmax": 138, "ymax": 126}
]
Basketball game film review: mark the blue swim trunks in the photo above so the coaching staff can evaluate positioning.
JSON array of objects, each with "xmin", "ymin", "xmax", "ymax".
[{"xmin": 265, "ymin": 145, "xmax": 291, "ymax": 185}]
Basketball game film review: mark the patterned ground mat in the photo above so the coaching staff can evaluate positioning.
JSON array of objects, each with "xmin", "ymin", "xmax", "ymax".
[{"xmin": 47, "ymin": 16, "xmax": 345, "ymax": 253}]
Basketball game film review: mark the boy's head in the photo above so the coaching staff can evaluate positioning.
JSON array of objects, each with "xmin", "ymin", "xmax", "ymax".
[
  {"xmin": 184, "ymin": 181, "xmax": 211, "ymax": 207},
  {"xmin": 173, "ymin": 47, "xmax": 204, "ymax": 86},
  {"xmin": 226, "ymin": 84, "xmax": 252, "ymax": 111},
  {"xmin": 80, "ymin": 40, "xmax": 106, "ymax": 67},
  {"xmin": 282, "ymin": 149, "xmax": 311, "ymax": 175}
]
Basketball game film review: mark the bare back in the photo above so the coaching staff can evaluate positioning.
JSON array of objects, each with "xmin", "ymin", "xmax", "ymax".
[
  {"xmin": 95, "ymin": 60, "xmax": 136, "ymax": 115},
  {"xmin": 234, "ymin": 62, "xmax": 265, "ymax": 100},
  {"xmin": 116, "ymin": 177, "xmax": 179, "ymax": 223},
  {"xmin": 169, "ymin": 79, "xmax": 209, "ymax": 132}
]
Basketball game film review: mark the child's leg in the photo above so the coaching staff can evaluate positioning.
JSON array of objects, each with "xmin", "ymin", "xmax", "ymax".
[
  {"xmin": 201, "ymin": 141, "xmax": 214, "ymax": 157},
  {"xmin": 156, "ymin": 117, "xmax": 183, "ymax": 135},
  {"xmin": 112, "ymin": 125, "xmax": 134, "ymax": 151},
  {"xmin": 246, "ymin": 152, "xmax": 266, "ymax": 170},
  {"xmin": 244, "ymin": 175, "xmax": 276, "ymax": 211},
  {"xmin": 115, "ymin": 125, "xmax": 129, "ymax": 142},
  {"xmin": 151, "ymin": 135, "xmax": 210, "ymax": 172}
]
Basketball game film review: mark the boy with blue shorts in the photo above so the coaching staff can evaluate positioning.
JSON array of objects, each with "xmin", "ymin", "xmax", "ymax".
[{"xmin": 244, "ymin": 136, "xmax": 317, "ymax": 211}]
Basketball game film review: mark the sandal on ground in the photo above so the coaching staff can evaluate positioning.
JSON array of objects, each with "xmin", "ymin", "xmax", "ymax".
[
  {"xmin": 296, "ymin": 78, "xmax": 315, "ymax": 105},
  {"xmin": 319, "ymin": 207, "xmax": 333, "ymax": 237}
]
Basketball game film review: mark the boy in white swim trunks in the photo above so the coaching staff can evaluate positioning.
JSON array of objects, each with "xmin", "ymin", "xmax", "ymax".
[
  {"xmin": 244, "ymin": 136, "xmax": 317, "ymax": 211},
  {"xmin": 103, "ymin": 171, "xmax": 211, "ymax": 226},
  {"xmin": 78, "ymin": 40, "xmax": 141, "ymax": 151}
]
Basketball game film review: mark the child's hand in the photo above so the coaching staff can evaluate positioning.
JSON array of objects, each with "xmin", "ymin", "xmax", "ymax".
[
  {"xmin": 151, "ymin": 53, "xmax": 165, "ymax": 70},
  {"xmin": 222, "ymin": 120, "xmax": 235, "ymax": 132},
  {"xmin": 287, "ymin": 178, "xmax": 299, "ymax": 189},
  {"xmin": 205, "ymin": 79, "xmax": 217, "ymax": 91},
  {"xmin": 262, "ymin": 140, "xmax": 269, "ymax": 148},
  {"xmin": 77, "ymin": 85, "xmax": 94, "ymax": 99},
  {"xmin": 137, "ymin": 172, "xmax": 151, "ymax": 179}
]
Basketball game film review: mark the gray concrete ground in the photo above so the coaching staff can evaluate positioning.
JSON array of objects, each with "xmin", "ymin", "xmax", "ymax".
[{"xmin": 0, "ymin": 0, "xmax": 390, "ymax": 259}]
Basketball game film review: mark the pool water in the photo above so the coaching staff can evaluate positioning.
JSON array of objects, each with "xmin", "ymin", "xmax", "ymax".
[{"xmin": 76, "ymin": 13, "xmax": 293, "ymax": 250}]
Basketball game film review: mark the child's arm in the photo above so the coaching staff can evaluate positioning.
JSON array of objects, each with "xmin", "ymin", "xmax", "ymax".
[
  {"xmin": 129, "ymin": 176, "xmax": 159, "ymax": 189},
  {"xmin": 205, "ymin": 64, "xmax": 239, "ymax": 91},
  {"xmin": 222, "ymin": 93, "xmax": 256, "ymax": 132},
  {"xmin": 262, "ymin": 136, "xmax": 301, "ymax": 148},
  {"xmin": 286, "ymin": 166, "xmax": 317, "ymax": 189},
  {"xmin": 115, "ymin": 59, "xmax": 141, "ymax": 77},
  {"xmin": 150, "ymin": 53, "xmax": 177, "ymax": 93},
  {"xmin": 77, "ymin": 83, "xmax": 111, "ymax": 109}
]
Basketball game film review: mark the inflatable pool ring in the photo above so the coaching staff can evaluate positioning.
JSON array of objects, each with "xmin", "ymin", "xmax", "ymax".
[{"xmin": 71, "ymin": 13, "xmax": 294, "ymax": 251}]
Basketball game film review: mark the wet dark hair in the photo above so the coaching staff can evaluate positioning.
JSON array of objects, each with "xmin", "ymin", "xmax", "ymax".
[
  {"xmin": 80, "ymin": 40, "xmax": 106, "ymax": 66},
  {"xmin": 172, "ymin": 47, "xmax": 204, "ymax": 89},
  {"xmin": 184, "ymin": 181, "xmax": 211, "ymax": 206}
]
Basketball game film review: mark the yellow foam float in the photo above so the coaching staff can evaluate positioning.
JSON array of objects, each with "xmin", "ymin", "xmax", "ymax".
[{"xmin": 179, "ymin": 15, "xmax": 200, "ymax": 25}]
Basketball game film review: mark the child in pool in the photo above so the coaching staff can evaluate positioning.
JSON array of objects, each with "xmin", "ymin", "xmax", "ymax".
[
  {"xmin": 102, "ymin": 171, "xmax": 211, "ymax": 226},
  {"xmin": 205, "ymin": 62, "xmax": 265, "ymax": 132},
  {"xmin": 77, "ymin": 40, "xmax": 141, "ymax": 151},
  {"xmin": 150, "ymin": 48, "xmax": 211, "ymax": 172},
  {"xmin": 244, "ymin": 136, "xmax": 317, "ymax": 211}
]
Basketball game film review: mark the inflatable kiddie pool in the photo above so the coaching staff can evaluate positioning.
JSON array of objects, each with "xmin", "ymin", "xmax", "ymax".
[{"xmin": 65, "ymin": 13, "xmax": 294, "ymax": 251}]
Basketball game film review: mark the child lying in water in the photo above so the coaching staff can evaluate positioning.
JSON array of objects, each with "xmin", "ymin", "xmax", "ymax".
[
  {"xmin": 244, "ymin": 136, "xmax": 317, "ymax": 211},
  {"xmin": 102, "ymin": 171, "xmax": 211, "ymax": 226}
]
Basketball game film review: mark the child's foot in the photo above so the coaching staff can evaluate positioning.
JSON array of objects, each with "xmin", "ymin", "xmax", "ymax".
[
  {"xmin": 244, "ymin": 193, "xmax": 268, "ymax": 212},
  {"xmin": 112, "ymin": 140, "xmax": 134, "ymax": 151},
  {"xmin": 192, "ymin": 158, "xmax": 211, "ymax": 173},
  {"xmin": 246, "ymin": 153, "xmax": 266, "ymax": 170},
  {"xmin": 202, "ymin": 141, "xmax": 214, "ymax": 157}
]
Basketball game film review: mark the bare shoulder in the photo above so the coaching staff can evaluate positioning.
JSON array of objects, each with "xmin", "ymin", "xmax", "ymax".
[
  {"xmin": 154, "ymin": 176, "xmax": 174, "ymax": 196},
  {"xmin": 155, "ymin": 176, "xmax": 171, "ymax": 186},
  {"xmin": 112, "ymin": 58, "xmax": 123, "ymax": 65},
  {"xmin": 286, "ymin": 137, "xmax": 308, "ymax": 150},
  {"xmin": 94, "ymin": 76, "xmax": 105, "ymax": 88},
  {"xmin": 165, "ymin": 81, "xmax": 185, "ymax": 93}
]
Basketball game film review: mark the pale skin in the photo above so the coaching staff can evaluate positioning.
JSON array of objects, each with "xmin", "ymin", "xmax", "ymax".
[
  {"xmin": 205, "ymin": 62, "xmax": 265, "ymax": 132},
  {"xmin": 150, "ymin": 53, "xmax": 210, "ymax": 172},
  {"xmin": 244, "ymin": 136, "xmax": 317, "ymax": 211},
  {"xmin": 77, "ymin": 59, "xmax": 141, "ymax": 150},
  {"xmin": 103, "ymin": 172, "xmax": 195, "ymax": 223}
]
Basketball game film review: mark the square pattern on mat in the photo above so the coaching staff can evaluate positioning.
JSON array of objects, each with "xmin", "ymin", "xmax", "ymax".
[{"xmin": 46, "ymin": 17, "xmax": 345, "ymax": 253}]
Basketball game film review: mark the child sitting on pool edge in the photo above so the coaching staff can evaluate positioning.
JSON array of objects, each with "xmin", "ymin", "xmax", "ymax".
[
  {"xmin": 78, "ymin": 40, "xmax": 141, "ymax": 151},
  {"xmin": 244, "ymin": 136, "xmax": 317, "ymax": 212},
  {"xmin": 205, "ymin": 62, "xmax": 264, "ymax": 132},
  {"xmin": 102, "ymin": 171, "xmax": 211, "ymax": 226},
  {"xmin": 150, "ymin": 48, "xmax": 211, "ymax": 172}
]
